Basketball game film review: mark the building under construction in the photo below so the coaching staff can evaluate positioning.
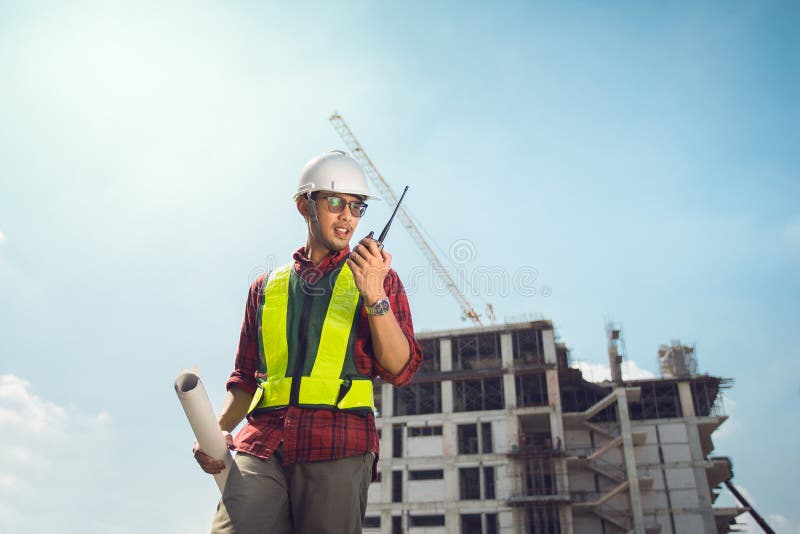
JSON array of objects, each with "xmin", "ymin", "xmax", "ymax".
[{"xmin": 362, "ymin": 320, "xmax": 748, "ymax": 534}]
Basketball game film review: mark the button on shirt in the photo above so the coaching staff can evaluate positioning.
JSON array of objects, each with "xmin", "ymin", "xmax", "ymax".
[{"xmin": 226, "ymin": 245, "xmax": 422, "ymax": 467}]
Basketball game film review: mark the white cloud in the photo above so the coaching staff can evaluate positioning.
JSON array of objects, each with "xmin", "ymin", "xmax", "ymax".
[
  {"xmin": 0, "ymin": 375, "xmax": 113, "ymax": 534},
  {"xmin": 573, "ymin": 359, "xmax": 656, "ymax": 383},
  {"xmin": 0, "ymin": 375, "xmax": 67, "ymax": 432},
  {"xmin": 719, "ymin": 484, "xmax": 800, "ymax": 533},
  {"xmin": 738, "ymin": 508, "xmax": 800, "ymax": 533},
  {"xmin": 0, "ymin": 230, "xmax": 6, "ymax": 243},
  {"xmin": 765, "ymin": 514, "xmax": 800, "ymax": 533}
]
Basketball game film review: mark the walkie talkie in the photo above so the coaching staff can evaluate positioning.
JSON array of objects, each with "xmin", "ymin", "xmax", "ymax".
[{"xmin": 366, "ymin": 186, "xmax": 409, "ymax": 249}]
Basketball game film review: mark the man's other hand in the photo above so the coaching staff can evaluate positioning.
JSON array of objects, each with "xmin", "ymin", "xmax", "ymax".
[{"xmin": 193, "ymin": 431, "xmax": 233, "ymax": 474}]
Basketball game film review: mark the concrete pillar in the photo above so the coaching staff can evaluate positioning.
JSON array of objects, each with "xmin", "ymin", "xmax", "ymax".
[
  {"xmin": 542, "ymin": 327, "xmax": 564, "ymax": 446},
  {"xmin": 381, "ymin": 465, "xmax": 392, "ymax": 508},
  {"xmin": 444, "ymin": 443, "xmax": 459, "ymax": 528},
  {"xmin": 505, "ymin": 411, "xmax": 519, "ymax": 454},
  {"xmin": 616, "ymin": 388, "xmax": 646, "ymax": 534},
  {"xmin": 500, "ymin": 332, "xmax": 514, "ymax": 367},
  {"xmin": 548, "ymin": 365, "xmax": 567, "ymax": 534},
  {"xmin": 678, "ymin": 381, "xmax": 696, "ymax": 417},
  {"xmin": 443, "ymin": 414, "xmax": 456, "ymax": 457},
  {"xmin": 382, "ymin": 382, "xmax": 393, "ymax": 418},
  {"xmin": 440, "ymin": 337, "xmax": 458, "ymax": 530},
  {"xmin": 440, "ymin": 338, "xmax": 452, "ymax": 371},
  {"xmin": 498, "ymin": 510, "xmax": 514, "ymax": 534},
  {"xmin": 547, "ymin": 370, "xmax": 564, "ymax": 444},
  {"xmin": 559, "ymin": 504, "xmax": 575, "ymax": 534},
  {"xmin": 380, "ymin": 383, "xmax": 393, "ymax": 462},
  {"xmin": 501, "ymin": 333, "xmax": 517, "ymax": 409},
  {"xmin": 542, "ymin": 329, "xmax": 557, "ymax": 364},
  {"xmin": 445, "ymin": 503, "xmax": 459, "ymax": 533},
  {"xmin": 503, "ymin": 374, "xmax": 517, "ymax": 410},
  {"xmin": 536, "ymin": 328, "xmax": 572, "ymax": 532},
  {"xmin": 686, "ymin": 421, "xmax": 718, "ymax": 533},
  {"xmin": 441, "ymin": 380, "xmax": 454, "ymax": 415},
  {"xmin": 381, "ymin": 510, "xmax": 391, "ymax": 534},
  {"xmin": 440, "ymin": 338, "xmax": 455, "ymax": 419}
]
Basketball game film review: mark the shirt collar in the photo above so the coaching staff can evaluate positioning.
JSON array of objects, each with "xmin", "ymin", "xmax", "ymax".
[{"xmin": 292, "ymin": 245, "xmax": 351, "ymax": 281}]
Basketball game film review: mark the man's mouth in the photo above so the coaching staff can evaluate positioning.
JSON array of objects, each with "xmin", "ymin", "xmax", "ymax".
[{"xmin": 333, "ymin": 225, "xmax": 351, "ymax": 239}]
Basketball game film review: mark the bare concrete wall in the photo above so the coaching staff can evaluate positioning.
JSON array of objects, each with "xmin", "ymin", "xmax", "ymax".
[
  {"xmin": 634, "ymin": 444, "xmax": 662, "ymax": 464},
  {"xmin": 569, "ymin": 469, "xmax": 596, "ymax": 492},
  {"xmin": 672, "ymin": 513, "xmax": 705, "ymax": 532},
  {"xmin": 665, "ymin": 467, "xmax": 696, "ymax": 489},
  {"xmin": 572, "ymin": 515, "xmax": 605, "ymax": 534},
  {"xmin": 658, "ymin": 423, "xmax": 688, "ymax": 443},
  {"xmin": 670, "ymin": 489, "xmax": 701, "ymax": 508},
  {"xmin": 407, "ymin": 526, "xmax": 446, "ymax": 534},
  {"xmin": 407, "ymin": 479, "xmax": 446, "ymax": 503},
  {"xmin": 407, "ymin": 435, "xmax": 444, "ymax": 457},
  {"xmin": 493, "ymin": 419, "xmax": 509, "ymax": 454},
  {"xmin": 367, "ymin": 480, "xmax": 381, "ymax": 503},
  {"xmin": 661, "ymin": 444, "xmax": 692, "ymax": 462}
]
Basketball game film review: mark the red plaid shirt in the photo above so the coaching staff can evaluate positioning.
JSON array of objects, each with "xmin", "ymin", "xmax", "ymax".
[{"xmin": 227, "ymin": 245, "xmax": 422, "ymax": 468}]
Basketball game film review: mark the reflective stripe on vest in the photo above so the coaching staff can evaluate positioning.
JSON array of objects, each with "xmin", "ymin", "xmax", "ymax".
[{"xmin": 247, "ymin": 260, "xmax": 374, "ymax": 413}]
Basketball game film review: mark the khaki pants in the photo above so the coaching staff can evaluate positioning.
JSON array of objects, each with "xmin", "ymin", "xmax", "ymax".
[{"xmin": 211, "ymin": 450, "xmax": 374, "ymax": 534}]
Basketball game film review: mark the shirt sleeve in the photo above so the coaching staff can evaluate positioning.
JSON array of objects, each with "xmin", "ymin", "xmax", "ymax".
[
  {"xmin": 361, "ymin": 269, "xmax": 422, "ymax": 387},
  {"xmin": 225, "ymin": 275, "xmax": 265, "ymax": 395}
]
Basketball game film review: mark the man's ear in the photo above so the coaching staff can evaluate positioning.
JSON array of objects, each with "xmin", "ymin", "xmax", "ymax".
[{"xmin": 296, "ymin": 196, "xmax": 309, "ymax": 219}]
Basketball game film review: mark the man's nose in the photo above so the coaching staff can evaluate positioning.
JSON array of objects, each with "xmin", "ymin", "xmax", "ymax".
[{"xmin": 338, "ymin": 206, "xmax": 354, "ymax": 223}]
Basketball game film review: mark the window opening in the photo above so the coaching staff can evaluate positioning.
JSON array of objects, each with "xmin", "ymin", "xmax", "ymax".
[
  {"xmin": 513, "ymin": 328, "xmax": 545, "ymax": 364},
  {"xmin": 454, "ymin": 377, "xmax": 504, "ymax": 412},
  {"xmin": 481, "ymin": 422, "xmax": 493, "ymax": 453},
  {"xmin": 483, "ymin": 466, "xmax": 496, "ymax": 499},
  {"xmin": 458, "ymin": 424, "xmax": 479, "ymax": 454},
  {"xmin": 409, "ymin": 515, "xmax": 445, "ymax": 527},
  {"xmin": 516, "ymin": 372, "xmax": 548, "ymax": 407},
  {"xmin": 408, "ymin": 469, "xmax": 444, "ymax": 480},
  {"xmin": 391, "ymin": 470, "xmax": 402, "ymax": 502},
  {"xmin": 453, "ymin": 333, "xmax": 501, "ymax": 370},
  {"xmin": 392, "ymin": 424, "xmax": 403, "ymax": 458},
  {"xmin": 363, "ymin": 516, "xmax": 380, "ymax": 529},
  {"xmin": 459, "ymin": 467, "xmax": 481, "ymax": 500},
  {"xmin": 418, "ymin": 338, "xmax": 441, "ymax": 373},
  {"xmin": 393, "ymin": 382, "xmax": 442, "ymax": 415},
  {"xmin": 408, "ymin": 425, "xmax": 443, "ymax": 437}
]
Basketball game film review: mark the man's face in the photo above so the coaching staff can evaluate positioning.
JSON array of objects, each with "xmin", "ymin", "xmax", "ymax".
[{"xmin": 298, "ymin": 191, "xmax": 366, "ymax": 252}]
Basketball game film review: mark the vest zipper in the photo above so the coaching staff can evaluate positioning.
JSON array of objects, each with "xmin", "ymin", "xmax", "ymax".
[{"xmin": 289, "ymin": 281, "xmax": 315, "ymax": 406}]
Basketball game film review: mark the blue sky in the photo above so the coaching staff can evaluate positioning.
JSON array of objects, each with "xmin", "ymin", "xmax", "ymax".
[{"xmin": 1, "ymin": 2, "xmax": 798, "ymax": 532}]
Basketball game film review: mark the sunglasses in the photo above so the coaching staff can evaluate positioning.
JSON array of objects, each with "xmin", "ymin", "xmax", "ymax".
[{"xmin": 320, "ymin": 195, "xmax": 368, "ymax": 218}]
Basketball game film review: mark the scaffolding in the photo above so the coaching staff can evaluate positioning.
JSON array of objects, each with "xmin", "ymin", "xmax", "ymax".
[
  {"xmin": 691, "ymin": 376, "xmax": 731, "ymax": 417},
  {"xmin": 453, "ymin": 376, "xmax": 505, "ymax": 412},
  {"xmin": 658, "ymin": 340, "xmax": 698, "ymax": 378},
  {"xmin": 515, "ymin": 371, "xmax": 549, "ymax": 407},
  {"xmin": 393, "ymin": 381, "xmax": 442, "ymax": 416},
  {"xmin": 628, "ymin": 381, "xmax": 682, "ymax": 420},
  {"xmin": 453, "ymin": 332, "xmax": 502, "ymax": 370}
]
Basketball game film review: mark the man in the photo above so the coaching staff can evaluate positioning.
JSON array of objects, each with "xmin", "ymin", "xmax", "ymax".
[{"xmin": 194, "ymin": 150, "xmax": 422, "ymax": 534}]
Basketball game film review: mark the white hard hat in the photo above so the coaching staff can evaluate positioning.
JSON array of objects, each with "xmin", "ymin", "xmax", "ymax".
[{"xmin": 294, "ymin": 150, "xmax": 379, "ymax": 200}]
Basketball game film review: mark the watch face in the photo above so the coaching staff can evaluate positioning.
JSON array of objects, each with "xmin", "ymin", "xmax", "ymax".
[{"xmin": 369, "ymin": 298, "xmax": 390, "ymax": 315}]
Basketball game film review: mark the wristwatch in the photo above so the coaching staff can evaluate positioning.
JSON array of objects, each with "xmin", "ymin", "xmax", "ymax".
[{"xmin": 365, "ymin": 297, "xmax": 390, "ymax": 316}]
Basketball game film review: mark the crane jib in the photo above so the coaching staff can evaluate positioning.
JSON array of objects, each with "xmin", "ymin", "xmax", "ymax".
[{"xmin": 329, "ymin": 112, "xmax": 486, "ymax": 326}]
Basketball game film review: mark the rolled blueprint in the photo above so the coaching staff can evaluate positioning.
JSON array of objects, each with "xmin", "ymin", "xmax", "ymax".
[{"xmin": 175, "ymin": 369, "xmax": 232, "ymax": 492}]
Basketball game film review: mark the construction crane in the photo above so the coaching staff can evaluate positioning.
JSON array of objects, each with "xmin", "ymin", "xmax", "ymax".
[{"xmin": 329, "ymin": 112, "xmax": 490, "ymax": 325}]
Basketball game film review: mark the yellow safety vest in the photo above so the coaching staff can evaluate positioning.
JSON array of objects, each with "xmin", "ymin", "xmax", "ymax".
[{"xmin": 247, "ymin": 260, "xmax": 375, "ymax": 414}]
